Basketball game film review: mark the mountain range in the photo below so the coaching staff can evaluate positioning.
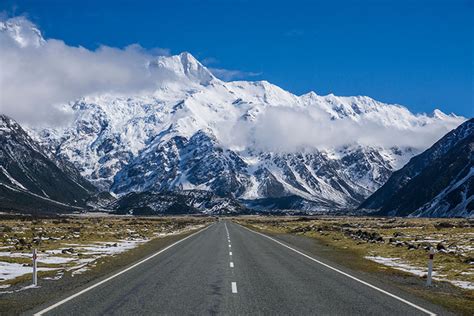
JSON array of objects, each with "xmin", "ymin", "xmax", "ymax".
[
  {"xmin": 0, "ymin": 17, "xmax": 471, "ymax": 217},
  {"xmin": 0, "ymin": 115, "xmax": 97, "ymax": 214},
  {"xmin": 359, "ymin": 118, "xmax": 473, "ymax": 217}
]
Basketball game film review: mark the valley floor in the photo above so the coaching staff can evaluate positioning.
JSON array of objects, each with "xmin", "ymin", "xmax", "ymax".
[{"xmin": 0, "ymin": 216, "xmax": 472, "ymax": 315}]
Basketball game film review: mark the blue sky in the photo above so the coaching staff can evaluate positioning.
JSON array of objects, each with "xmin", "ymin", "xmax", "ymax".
[{"xmin": 2, "ymin": 0, "xmax": 472, "ymax": 117}]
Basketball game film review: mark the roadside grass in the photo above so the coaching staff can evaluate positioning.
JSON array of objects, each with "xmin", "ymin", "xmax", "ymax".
[
  {"xmin": 0, "ymin": 216, "xmax": 212, "ymax": 288},
  {"xmin": 236, "ymin": 216, "xmax": 474, "ymax": 315},
  {"xmin": 0, "ymin": 224, "xmax": 211, "ymax": 315}
]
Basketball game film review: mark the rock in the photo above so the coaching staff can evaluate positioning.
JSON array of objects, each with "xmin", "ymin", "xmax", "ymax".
[
  {"xmin": 61, "ymin": 247, "xmax": 75, "ymax": 254},
  {"xmin": 435, "ymin": 222, "xmax": 454, "ymax": 229},
  {"xmin": 436, "ymin": 243, "xmax": 446, "ymax": 251},
  {"xmin": 369, "ymin": 232, "xmax": 383, "ymax": 242},
  {"xmin": 418, "ymin": 242, "xmax": 432, "ymax": 250},
  {"xmin": 406, "ymin": 243, "xmax": 417, "ymax": 250},
  {"xmin": 463, "ymin": 257, "xmax": 474, "ymax": 264}
]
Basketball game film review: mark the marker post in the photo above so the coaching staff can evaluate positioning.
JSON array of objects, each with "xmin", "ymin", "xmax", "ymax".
[
  {"xmin": 426, "ymin": 247, "xmax": 434, "ymax": 287},
  {"xmin": 33, "ymin": 248, "xmax": 38, "ymax": 286}
]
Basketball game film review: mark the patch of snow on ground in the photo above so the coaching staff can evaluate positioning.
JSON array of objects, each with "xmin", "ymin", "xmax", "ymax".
[
  {"xmin": 0, "ymin": 251, "xmax": 76, "ymax": 264},
  {"xmin": 0, "ymin": 261, "xmax": 58, "ymax": 281},
  {"xmin": 75, "ymin": 239, "xmax": 149, "ymax": 256},
  {"xmin": 365, "ymin": 256, "xmax": 474, "ymax": 290},
  {"xmin": 365, "ymin": 256, "xmax": 428, "ymax": 276},
  {"xmin": 447, "ymin": 280, "xmax": 474, "ymax": 290}
]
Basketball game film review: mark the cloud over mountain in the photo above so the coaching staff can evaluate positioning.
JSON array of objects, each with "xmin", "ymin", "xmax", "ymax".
[
  {"xmin": 0, "ymin": 15, "xmax": 465, "ymax": 154},
  {"xmin": 0, "ymin": 16, "xmax": 171, "ymax": 126},
  {"xmin": 223, "ymin": 106, "xmax": 464, "ymax": 151}
]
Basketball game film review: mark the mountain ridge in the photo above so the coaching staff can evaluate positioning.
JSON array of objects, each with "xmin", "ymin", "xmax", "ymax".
[
  {"xmin": 29, "ymin": 50, "xmax": 465, "ymax": 212},
  {"xmin": 0, "ymin": 114, "xmax": 100, "ymax": 214},
  {"xmin": 1, "ymin": 16, "xmax": 469, "ymax": 216},
  {"xmin": 359, "ymin": 118, "xmax": 473, "ymax": 217}
]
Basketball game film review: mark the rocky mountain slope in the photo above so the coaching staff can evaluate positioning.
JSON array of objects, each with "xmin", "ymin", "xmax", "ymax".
[
  {"xmin": 0, "ymin": 115, "xmax": 98, "ymax": 214},
  {"xmin": 33, "ymin": 52, "xmax": 462, "ymax": 212},
  {"xmin": 111, "ymin": 190, "xmax": 247, "ymax": 215},
  {"xmin": 359, "ymin": 119, "xmax": 473, "ymax": 217},
  {"xmin": 1, "ymin": 17, "xmax": 467, "ymax": 215}
]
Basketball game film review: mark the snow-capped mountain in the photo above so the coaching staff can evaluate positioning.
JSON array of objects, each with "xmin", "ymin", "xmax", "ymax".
[
  {"xmin": 359, "ymin": 118, "xmax": 473, "ymax": 217},
  {"xmin": 33, "ymin": 53, "xmax": 463, "ymax": 211},
  {"xmin": 0, "ymin": 115, "xmax": 97, "ymax": 214},
  {"xmin": 1, "ymin": 17, "xmax": 467, "ymax": 213}
]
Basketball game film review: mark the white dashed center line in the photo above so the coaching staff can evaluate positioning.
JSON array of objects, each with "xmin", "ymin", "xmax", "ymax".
[
  {"xmin": 224, "ymin": 222, "xmax": 230, "ymax": 235},
  {"xmin": 224, "ymin": 224, "xmax": 238, "ymax": 295}
]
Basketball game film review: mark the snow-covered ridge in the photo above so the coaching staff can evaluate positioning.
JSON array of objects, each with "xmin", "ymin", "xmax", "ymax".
[
  {"xmin": 1, "ymin": 16, "xmax": 467, "ymax": 212},
  {"xmin": 150, "ymin": 52, "xmax": 216, "ymax": 85},
  {"xmin": 30, "ymin": 64, "xmax": 464, "ymax": 209},
  {"xmin": 0, "ymin": 16, "xmax": 45, "ymax": 48}
]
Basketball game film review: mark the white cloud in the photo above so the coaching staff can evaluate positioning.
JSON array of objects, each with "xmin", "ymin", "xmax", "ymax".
[
  {"xmin": 0, "ymin": 16, "xmax": 171, "ymax": 126},
  {"xmin": 209, "ymin": 68, "xmax": 262, "ymax": 81},
  {"xmin": 201, "ymin": 57, "xmax": 219, "ymax": 65},
  {"xmin": 220, "ymin": 106, "xmax": 465, "ymax": 152},
  {"xmin": 0, "ymin": 16, "xmax": 464, "ymax": 153}
]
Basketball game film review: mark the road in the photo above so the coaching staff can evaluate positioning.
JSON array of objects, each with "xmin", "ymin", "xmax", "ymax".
[{"xmin": 32, "ymin": 221, "xmax": 446, "ymax": 316}]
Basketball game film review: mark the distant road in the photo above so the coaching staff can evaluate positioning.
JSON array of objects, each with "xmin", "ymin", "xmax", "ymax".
[{"xmin": 32, "ymin": 221, "xmax": 447, "ymax": 316}]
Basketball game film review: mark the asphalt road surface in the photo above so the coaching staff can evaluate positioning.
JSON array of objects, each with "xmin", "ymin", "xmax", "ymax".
[{"xmin": 32, "ymin": 221, "xmax": 448, "ymax": 316}]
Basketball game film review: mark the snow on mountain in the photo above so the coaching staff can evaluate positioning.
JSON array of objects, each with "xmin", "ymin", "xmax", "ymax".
[
  {"xmin": 149, "ymin": 52, "xmax": 216, "ymax": 85},
  {"xmin": 1, "ymin": 16, "xmax": 466, "ymax": 213},
  {"xmin": 0, "ymin": 115, "xmax": 98, "ymax": 214},
  {"xmin": 29, "ymin": 51, "xmax": 464, "ymax": 211},
  {"xmin": 0, "ymin": 16, "xmax": 45, "ymax": 48},
  {"xmin": 360, "ymin": 119, "xmax": 473, "ymax": 217}
]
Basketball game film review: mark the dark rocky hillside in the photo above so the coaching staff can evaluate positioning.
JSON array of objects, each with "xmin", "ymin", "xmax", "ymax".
[{"xmin": 359, "ymin": 118, "xmax": 473, "ymax": 217}]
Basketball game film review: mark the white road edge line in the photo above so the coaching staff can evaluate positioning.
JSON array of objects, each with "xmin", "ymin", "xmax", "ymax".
[
  {"xmin": 230, "ymin": 262, "xmax": 234, "ymax": 268},
  {"xmin": 33, "ymin": 224, "xmax": 213, "ymax": 316},
  {"xmin": 231, "ymin": 282, "xmax": 238, "ymax": 293},
  {"xmin": 240, "ymin": 224, "xmax": 436, "ymax": 316}
]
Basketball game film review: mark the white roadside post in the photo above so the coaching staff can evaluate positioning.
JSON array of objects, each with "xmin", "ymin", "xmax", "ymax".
[
  {"xmin": 33, "ymin": 248, "xmax": 38, "ymax": 286},
  {"xmin": 426, "ymin": 247, "xmax": 434, "ymax": 287}
]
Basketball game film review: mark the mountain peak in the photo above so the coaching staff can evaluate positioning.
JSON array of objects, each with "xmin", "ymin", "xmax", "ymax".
[
  {"xmin": 151, "ymin": 52, "xmax": 215, "ymax": 85},
  {"xmin": 0, "ymin": 114, "xmax": 19, "ymax": 133},
  {"xmin": 431, "ymin": 108, "xmax": 447, "ymax": 118},
  {"xmin": 178, "ymin": 52, "xmax": 215, "ymax": 84},
  {"xmin": 0, "ymin": 16, "xmax": 45, "ymax": 48}
]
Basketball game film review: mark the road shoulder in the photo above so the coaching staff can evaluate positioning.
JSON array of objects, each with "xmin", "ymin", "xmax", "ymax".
[{"xmin": 236, "ymin": 221, "xmax": 470, "ymax": 315}]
